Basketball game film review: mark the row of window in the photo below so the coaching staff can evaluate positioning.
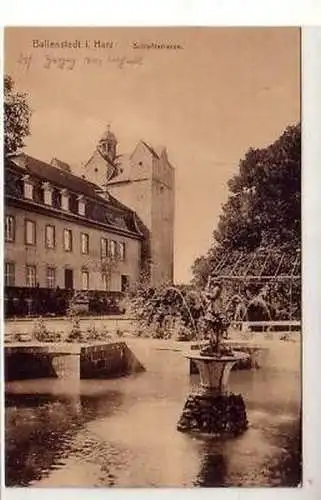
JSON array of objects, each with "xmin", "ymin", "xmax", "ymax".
[
  {"xmin": 7, "ymin": 169, "xmax": 132, "ymax": 232},
  {"xmin": 5, "ymin": 262, "xmax": 110, "ymax": 290},
  {"xmin": 22, "ymin": 175, "xmax": 86, "ymax": 216},
  {"xmin": 5, "ymin": 215, "xmax": 126, "ymax": 259}
]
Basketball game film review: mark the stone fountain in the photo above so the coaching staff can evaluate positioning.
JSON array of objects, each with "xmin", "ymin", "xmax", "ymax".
[
  {"xmin": 177, "ymin": 347, "xmax": 248, "ymax": 435},
  {"xmin": 177, "ymin": 279, "xmax": 249, "ymax": 436}
]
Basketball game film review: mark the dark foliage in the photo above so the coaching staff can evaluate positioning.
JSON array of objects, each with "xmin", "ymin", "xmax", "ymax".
[
  {"xmin": 193, "ymin": 124, "xmax": 301, "ymax": 284},
  {"xmin": 192, "ymin": 124, "xmax": 301, "ymax": 319},
  {"xmin": 4, "ymin": 287, "xmax": 125, "ymax": 318},
  {"xmin": 4, "ymin": 75, "xmax": 32, "ymax": 154}
]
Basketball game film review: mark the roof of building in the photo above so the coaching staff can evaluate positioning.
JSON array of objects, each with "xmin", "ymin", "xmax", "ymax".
[
  {"xmin": 50, "ymin": 157, "xmax": 72, "ymax": 172},
  {"xmin": 140, "ymin": 141, "xmax": 159, "ymax": 159},
  {"xmin": 107, "ymin": 140, "xmax": 161, "ymax": 185},
  {"xmin": 6, "ymin": 152, "xmax": 143, "ymax": 238},
  {"xmin": 9, "ymin": 152, "xmax": 132, "ymax": 209},
  {"xmin": 107, "ymin": 154, "xmax": 132, "ymax": 184}
]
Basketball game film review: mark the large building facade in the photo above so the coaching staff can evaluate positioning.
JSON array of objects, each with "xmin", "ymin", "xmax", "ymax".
[{"xmin": 4, "ymin": 127, "xmax": 175, "ymax": 311}]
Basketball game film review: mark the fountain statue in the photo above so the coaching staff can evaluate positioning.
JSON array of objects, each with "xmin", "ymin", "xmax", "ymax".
[{"xmin": 177, "ymin": 277, "xmax": 249, "ymax": 436}]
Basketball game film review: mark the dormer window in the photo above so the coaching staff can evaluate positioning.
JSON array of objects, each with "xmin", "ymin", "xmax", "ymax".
[
  {"xmin": 61, "ymin": 189, "xmax": 69, "ymax": 211},
  {"xmin": 22, "ymin": 175, "xmax": 34, "ymax": 200},
  {"xmin": 77, "ymin": 194, "xmax": 86, "ymax": 216},
  {"xmin": 43, "ymin": 182, "xmax": 53, "ymax": 206}
]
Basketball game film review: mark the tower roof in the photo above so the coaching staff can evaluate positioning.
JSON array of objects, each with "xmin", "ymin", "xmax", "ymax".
[
  {"xmin": 140, "ymin": 140, "xmax": 159, "ymax": 159},
  {"xmin": 100, "ymin": 124, "xmax": 117, "ymax": 143}
]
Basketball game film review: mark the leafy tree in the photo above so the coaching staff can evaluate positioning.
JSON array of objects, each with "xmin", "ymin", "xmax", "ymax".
[
  {"xmin": 192, "ymin": 123, "xmax": 301, "ymax": 287},
  {"xmin": 4, "ymin": 75, "xmax": 32, "ymax": 154},
  {"xmin": 191, "ymin": 255, "xmax": 213, "ymax": 289}
]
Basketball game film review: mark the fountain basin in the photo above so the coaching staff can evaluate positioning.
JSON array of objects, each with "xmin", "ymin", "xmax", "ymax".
[
  {"xmin": 186, "ymin": 350, "xmax": 249, "ymax": 394},
  {"xmin": 190, "ymin": 340, "xmax": 269, "ymax": 371}
]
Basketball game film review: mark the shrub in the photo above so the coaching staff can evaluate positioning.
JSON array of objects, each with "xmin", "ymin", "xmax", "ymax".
[
  {"xmin": 128, "ymin": 284, "xmax": 202, "ymax": 340},
  {"xmin": 99, "ymin": 324, "xmax": 113, "ymax": 341},
  {"xmin": 12, "ymin": 332, "xmax": 25, "ymax": 342},
  {"xmin": 32, "ymin": 317, "xmax": 62, "ymax": 342},
  {"xmin": 66, "ymin": 314, "xmax": 85, "ymax": 343},
  {"xmin": 86, "ymin": 321, "xmax": 102, "ymax": 342},
  {"xmin": 32, "ymin": 317, "xmax": 49, "ymax": 342}
]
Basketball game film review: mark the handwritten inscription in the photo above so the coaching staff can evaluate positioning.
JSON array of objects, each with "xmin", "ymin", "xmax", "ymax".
[
  {"xmin": 43, "ymin": 55, "xmax": 76, "ymax": 70},
  {"xmin": 17, "ymin": 53, "xmax": 32, "ymax": 71},
  {"xmin": 17, "ymin": 53, "xmax": 144, "ymax": 72}
]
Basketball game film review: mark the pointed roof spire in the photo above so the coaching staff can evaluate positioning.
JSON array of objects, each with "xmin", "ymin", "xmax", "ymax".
[{"xmin": 100, "ymin": 123, "xmax": 117, "ymax": 143}]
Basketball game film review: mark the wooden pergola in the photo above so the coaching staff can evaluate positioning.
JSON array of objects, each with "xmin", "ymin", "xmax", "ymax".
[{"xmin": 210, "ymin": 248, "xmax": 301, "ymax": 325}]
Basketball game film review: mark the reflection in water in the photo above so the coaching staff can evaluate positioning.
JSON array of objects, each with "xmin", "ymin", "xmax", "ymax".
[
  {"xmin": 195, "ymin": 447, "xmax": 228, "ymax": 487},
  {"xmin": 6, "ymin": 397, "xmax": 79, "ymax": 486},
  {"xmin": 5, "ymin": 388, "xmax": 125, "ymax": 486},
  {"xmin": 264, "ymin": 418, "xmax": 302, "ymax": 487},
  {"xmin": 5, "ymin": 340, "xmax": 301, "ymax": 488}
]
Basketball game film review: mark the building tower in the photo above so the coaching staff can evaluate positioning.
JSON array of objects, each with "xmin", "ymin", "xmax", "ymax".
[
  {"xmin": 98, "ymin": 124, "xmax": 117, "ymax": 163},
  {"xmin": 107, "ymin": 140, "xmax": 175, "ymax": 286},
  {"xmin": 83, "ymin": 128, "xmax": 175, "ymax": 287},
  {"xmin": 82, "ymin": 125, "xmax": 118, "ymax": 188}
]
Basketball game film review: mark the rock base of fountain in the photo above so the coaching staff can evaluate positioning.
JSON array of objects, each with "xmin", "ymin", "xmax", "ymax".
[{"xmin": 177, "ymin": 392, "xmax": 248, "ymax": 436}]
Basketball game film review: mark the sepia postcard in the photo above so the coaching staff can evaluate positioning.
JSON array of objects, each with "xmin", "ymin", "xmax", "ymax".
[{"xmin": 3, "ymin": 26, "xmax": 302, "ymax": 489}]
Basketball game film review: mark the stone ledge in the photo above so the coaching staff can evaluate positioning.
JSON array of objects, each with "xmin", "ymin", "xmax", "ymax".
[{"xmin": 5, "ymin": 315, "xmax": 133, "ymax": 323}]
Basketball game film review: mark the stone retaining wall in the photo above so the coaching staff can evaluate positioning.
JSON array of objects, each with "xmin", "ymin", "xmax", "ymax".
[
  {"xmin": 80, "ymin": 342, "xmax": 145, "ymax": 378},
  {"xmin": 5, "ymin": 341, "xmax": 145, "ymax": 381}
]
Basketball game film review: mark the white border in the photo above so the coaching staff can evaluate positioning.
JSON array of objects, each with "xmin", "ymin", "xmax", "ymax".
[
  {"xmin": 1, "ymin": 2, "xmax": 321, "ymax": 500},
  {"xmin": 301, "ymin": 26, "xmax": 321, "ymax": 497},
  {"xmin": 0, "ymin": 0, "xmax": 321, "ymax": 26}
]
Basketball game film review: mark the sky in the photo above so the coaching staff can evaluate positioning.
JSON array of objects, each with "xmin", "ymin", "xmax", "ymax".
[{"xmin": 5, "ymin": 27, "xmax": 300, "ymax": 283}]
